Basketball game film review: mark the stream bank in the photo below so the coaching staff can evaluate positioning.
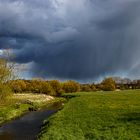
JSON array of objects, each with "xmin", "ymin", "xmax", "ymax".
[{"xmin": 0, "ymin": 102, "xmax": 64, "ymax": 140}]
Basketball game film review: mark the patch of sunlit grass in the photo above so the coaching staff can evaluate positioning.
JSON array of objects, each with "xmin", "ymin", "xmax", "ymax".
[
  {"xmin": 39, "ymin": 90, "xmax": 140, "ymax": 140},
  {"xmin": 12, "ymin": 93, "xmax": 54, "ymax": 103}
]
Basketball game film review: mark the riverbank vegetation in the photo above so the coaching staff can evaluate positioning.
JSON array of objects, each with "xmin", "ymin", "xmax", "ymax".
[
  {"xmin": 0, "ymin": 57, "xmax": 14, "ymax": 101},
  {"xmin": 38, "ymin": 90, "xmax": 140, "ymax": 140},
  {"xmin": 0, "ymin": 56, "xmax": 140, "ymax": 139},
  {"xmin": 0, "ymin": 93, "xmax": 65, "ymax": 125},
  {"xmin": 8, "ymin": 78, "xmax": 116, "ymax": 97},
  {"xmin": 8, "ymin": 77, "xmax": 140, "ymax": 96}
]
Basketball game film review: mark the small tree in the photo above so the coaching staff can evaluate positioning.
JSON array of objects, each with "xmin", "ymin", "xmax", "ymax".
[
  {"xmin": 80, "ymin": 84, "xmax": 92, "ymax": 92},
  {"xmin": 101, "ymin": 77, "xmax": 116, "ymax": 91},
  {"xmin": 49, "ymin": 80, "xmax": 63, "ymax": 96},
  {"xmin": 62, "ymin": 80, "xmax": 80, "ymax": 93},
  {"xmin": 0, "ymin": 58, "xmax": 13, "ymax": 101},
  {"xmin": 29, "ymin": 79, "xmax": 42, "ymax": 93},
  {"xmin": 90, "ymin": 84, "xmax": 96, "ymax": 91},
  {"xmin": 41, "ymin": 82, "xmax": 54, "ymax": 95},
  {"xmin": 10, "ymin": 80, "xmax": 26, "ymax": 93},
  {"xmin": 0, "ymin": 58, "xmax": 12, "ymax": 83}
]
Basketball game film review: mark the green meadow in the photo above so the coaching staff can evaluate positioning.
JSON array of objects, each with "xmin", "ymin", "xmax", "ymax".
[{"xmin": 39, "ymin": 90, "xmax": 140, "ymax": 140}]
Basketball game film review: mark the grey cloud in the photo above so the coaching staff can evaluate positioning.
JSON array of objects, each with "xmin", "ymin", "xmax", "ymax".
[{"xmin": 0, "ymin": 0, "xmax": 140, "ymax": 80}]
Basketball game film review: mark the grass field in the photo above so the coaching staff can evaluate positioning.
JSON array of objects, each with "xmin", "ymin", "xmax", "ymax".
[{"xmin": 39, "ymin": 90, "xmax": 140, "ymax": 140}]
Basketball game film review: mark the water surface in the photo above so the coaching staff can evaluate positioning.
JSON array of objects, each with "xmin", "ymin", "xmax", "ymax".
[{"xmin": 0, "ymin": 103, "xmax": 61, "ymax": 140}]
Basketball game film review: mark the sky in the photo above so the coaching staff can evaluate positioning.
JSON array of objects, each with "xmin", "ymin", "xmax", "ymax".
[{"xmin": 0, "ymin": 0, "xmax": 140, "ymax": 81}]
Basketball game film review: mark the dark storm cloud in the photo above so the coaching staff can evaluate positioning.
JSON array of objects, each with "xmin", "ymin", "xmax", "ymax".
[{"xmin": 0, "ymin": 0, "xmax": 140, "ymax": 80}]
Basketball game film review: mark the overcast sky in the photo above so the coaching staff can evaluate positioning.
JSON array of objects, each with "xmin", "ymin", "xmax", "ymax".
[{"xmin": 0, "ymin": 0, "xmax": 140, "ymax": 81}]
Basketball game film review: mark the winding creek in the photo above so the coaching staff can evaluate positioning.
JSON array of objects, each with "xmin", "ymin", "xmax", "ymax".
[{"xmin": 0, "ymin": 102, "xmax": 62, "ymax": 140}]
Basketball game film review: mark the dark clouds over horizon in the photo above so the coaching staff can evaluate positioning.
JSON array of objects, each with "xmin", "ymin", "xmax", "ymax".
[{"xmin": 0, "ymin": 0, "xmax": 140, "ymax": 80}]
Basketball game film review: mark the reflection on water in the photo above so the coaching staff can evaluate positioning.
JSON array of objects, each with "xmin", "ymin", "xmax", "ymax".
[
  {"xmin": 0, "ymin": 132, "xmax": 14, "ymax": 140},
  {"xmin": 0, "ymin": 103, "xmax": 62, "ymax": 140}
]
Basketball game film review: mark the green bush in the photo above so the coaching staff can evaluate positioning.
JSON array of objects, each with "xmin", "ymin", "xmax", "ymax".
[
  {"xmin": 80, "ymin": 84, "xmax": 92, "ymax": 92},
  {"xmin": 101, "ymin": 77, "xmax": 116, "ymax": 91},
  {"xmin": 41, "ymin": 82, "xmax": 54, "ymax": 95},
  {"xmin": 90, "ymin": 84, "xmax": 96, "ymax": 91},
  {"xmin": 49, "ymin": 80, "xmax": 63, "ymax": 96},
  {"xmin": 10, "ymin": 80, "xmax": 26, "ymax": 93},
  {"xmin": 0, "ymin": 83, "xmax": 13, "ymax": 101},
  {"xmin": 81, "ymin": 84, "xmax": 97, "ymax": 92},
  {"xmin": 62, "ymin": 80, "xmax": 80, "ymax": 93}
]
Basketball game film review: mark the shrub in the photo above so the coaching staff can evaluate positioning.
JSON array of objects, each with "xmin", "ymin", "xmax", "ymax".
[
  {"xmin": 49, "ymin": 80, "xmax": 63, "ymax": 96},
  {"xmin": 0, "ymin": 57, "xmax": 14, "ymax": 102},
  {"xmin": 80, "ymin": 84, "xmax": 92, "ymax": 92},
  {"xmin": 62, "ymin": 80, "xmax": 80, "ymax": 93},
  {"xmin": 101, "ymin": 77, "xmax": 116, "ymax": 91},
  {"xmin": 0, "ymin": 83, "xmax": 12, "ymax": 101},
  {"xmin": 27, "ymin": 80, "xmax": 54, "ymax": 95},
  {"xmin": 10, "ymin": 80, "xmax": 26, "ymax": 93},
  {"xmin": 41, "ymin": 82, "xmax": 54, "ymax": 95},
  {"xmin": 90, "ymin": 84, "xmax": 97, "ymax": 91}
]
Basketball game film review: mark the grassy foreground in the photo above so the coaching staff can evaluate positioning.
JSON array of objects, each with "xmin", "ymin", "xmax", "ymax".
[
  {"xmin": 0, "ymin": 93, "xmax": 64, "ymax": 125},
  {"xmin": 38, "ymin": 90, "xmax": 140, "ymax": 140}
]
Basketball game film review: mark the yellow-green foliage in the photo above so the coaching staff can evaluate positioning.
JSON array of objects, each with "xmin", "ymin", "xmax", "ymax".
[
  {"xmin": 81, "ymin": 84, "xmax": 96, "ymax": 92},
  {"xmin": 39, "ymin": 90, "xmax": 140, "ymax": 140},
  {"xmin": 0, "ymin": 83, "xmax": 12, "ymax": 102},
  {"xmin": 0, "ymin": 58, "xmax": 12, "ymax": 83},
  {"xmin": 10, "ymin": 80, "xmax": 26, "ymax": 93},
  {"xmin": 0, "ymin": 58, "xmax": 13, "ymax": 101},
  {"xmin": 80, "ymin": 84, "xmax": 92, "ymax": 92},
  {"xmin": 49, "ymin": 80, "xmax": 63, "ymax": 96},
  {"xmin": 10, "ymin": 79, "xmax": 54, "ymax": 95},
  {"xmin": 101, "ymin": 77, "xmax": 116, "ymax": 91},
  {"xmin": 62, "ymin": 80, "xmax": 80, "ymax": 93}
]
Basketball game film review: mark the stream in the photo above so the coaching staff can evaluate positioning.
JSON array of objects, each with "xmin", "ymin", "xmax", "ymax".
[{"xmin": 0, "ymin": 102, "xmax": 62, "ymax": 140}]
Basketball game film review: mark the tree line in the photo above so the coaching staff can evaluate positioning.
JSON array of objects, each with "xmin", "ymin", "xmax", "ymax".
[
  {"xmin": 8, "ymin": 77, "xmax": 116, "ymax": 96},
  {"xmin": 9, "ymin": 77, "xmax": 140, "ymax": 96},
  {"xmin": 0, "ymin": 55, "xmax": 140, "ymax": 100}
]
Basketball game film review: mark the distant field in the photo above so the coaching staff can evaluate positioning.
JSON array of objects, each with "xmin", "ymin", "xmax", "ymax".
[{"xmin": 39, "ymin": 90, "xmax": 140, "ymax": 140}]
